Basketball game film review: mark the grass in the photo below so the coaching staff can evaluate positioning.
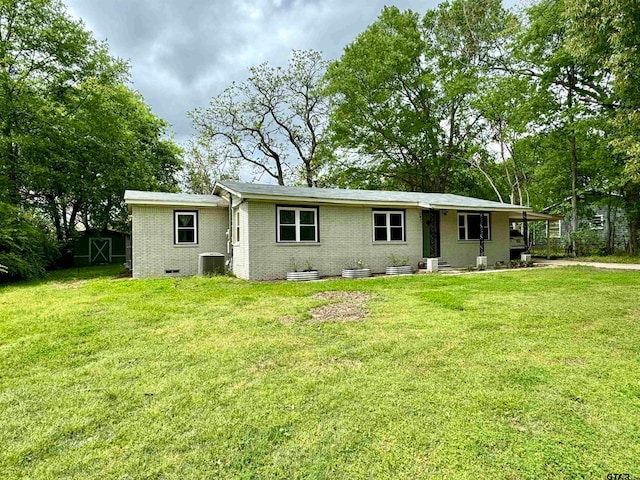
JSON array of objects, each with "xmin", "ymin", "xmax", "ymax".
[
  {"xmin": 574, "ymin": 255, "xmax": 640, "ymax": 264},
  {"xmin": 1, "ymin": 265, "xmax": 639, "ymax": 479}
]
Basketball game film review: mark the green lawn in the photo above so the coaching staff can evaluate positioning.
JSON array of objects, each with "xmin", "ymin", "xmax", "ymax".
[
  {"xmin": 1, "ymin": 266, "xmax": 639, "ymax": 479},
  {"xmin": 574, "ymin": 255, "xmax": 640, "ymax": 264}
]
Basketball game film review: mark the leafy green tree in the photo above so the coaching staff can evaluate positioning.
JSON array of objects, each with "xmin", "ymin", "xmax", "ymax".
[
  {"xmin": 0, "ymin": 0, "xmax": 118, "ymax": 203},
  {"xmin": 190, "ymin": 50, "xmax": 328, "ymax": 187},
  {"xmin": 0, "ymin": 0, "xmax": 182, "ymax": 248},
  {"xmin": 506, "ymin": 0, "xmax": 617, "ymax": 252},
  {"xmin": 325, "ymin": 2, "xmax": 515, "ymax": 194},
  {"xmin": 564, "ymin": 0, "xmax": 640, "ymax": 252},
  {"xmin": 0, "ymin": 202, "xmax": 59, "ymax": 281}
]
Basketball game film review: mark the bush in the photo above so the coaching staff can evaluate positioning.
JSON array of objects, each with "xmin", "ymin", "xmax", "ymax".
[
  {"xmin": 563, "ymin": 228, "xmax": 604, "ymax": 257},
  {"xmin": 0, "ymin": 203, "xmax": 60, "ymax": 282}
]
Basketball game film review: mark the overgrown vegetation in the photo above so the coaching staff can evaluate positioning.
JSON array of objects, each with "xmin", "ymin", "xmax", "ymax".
[
  {"xmin": 0, "ymin": 203, "xmax": 59, "ymax": 282},
  {"xmin": 1, "ymin": 266, "xmax": 638, "ymax": 478}
]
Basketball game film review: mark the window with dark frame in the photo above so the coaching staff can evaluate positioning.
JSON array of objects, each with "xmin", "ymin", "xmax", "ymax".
[
  {"xmin": 276, "ymin": 206, "xmax": 318, "ymax": 243},
  {"xmin": 174, "ymin": 211, "xmax": 198, "ymax": 245},
  {"xmin": 235, "ymin": 209, "xmax": 240, "ymax": 243},
  {"xmin": 373, "ymin": 210, "xmax": 405, "ymax": 242},
  {"xmin": 458, "ymin": 213, "xmax": 490, "ymax": 241}
]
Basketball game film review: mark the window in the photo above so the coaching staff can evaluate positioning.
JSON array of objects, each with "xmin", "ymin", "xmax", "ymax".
[
  {"xmin": 234, "ymin": 208, "xmax": 240, "ymax": 243},
  {"xmin": 547, "ymin": 220, "xmax": 562, "ymax": 239},
  {"xmin": 458, "ymin": 213, "xmax": 490, "ymax": 241},
  {"xmin": 174, "ymin": 211, "xmax": 198, "ymax": 245},
  {"xmin": 590, "ymin": 214, "xmax": 604, "ymax": 230},
  {"xmin": 373, "ymin": 210, "xmax": 405, "ymax": 242},
  {"xmin": 276, "ymin": 206, "xmax": 318, "ymax": 243}
]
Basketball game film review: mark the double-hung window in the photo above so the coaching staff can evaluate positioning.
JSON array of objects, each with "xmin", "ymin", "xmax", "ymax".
[
  {"xmin": 373, "ymin": 210, "xmax": 405, "ymax": 242},
  {"xmin": 174, "ymin": 211, "xmax": 198, "ymax": 245},
  {"xmin": 458, "ymin": 213, "xmax": 490, "ymax": 241},
  {"xmin": 277, "ymin": 206, "xmax": 318, "ymax": 243}
]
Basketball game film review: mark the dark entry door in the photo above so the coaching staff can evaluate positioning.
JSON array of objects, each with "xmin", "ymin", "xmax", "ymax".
[
  {"xmin": 90, "ymin": 238, "xmax": 111, "ymax": 264},
  {"xmin": 422, "ymin": 210, "xmax": 440, "ymax": 258}
]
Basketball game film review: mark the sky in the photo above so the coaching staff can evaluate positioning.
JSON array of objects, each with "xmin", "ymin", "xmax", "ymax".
[{"xmin": 64, "ymin": 0, "xmax": 444, "ymax": 144}]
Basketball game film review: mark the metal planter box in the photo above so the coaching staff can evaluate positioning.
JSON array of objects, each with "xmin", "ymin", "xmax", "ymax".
[
  {"xmin": 342, "ymin": 268, "xmax": 372, "ymax": 279},
  {"xmin": 385, "ymin": 265, "xmax": 413, "ymax": 276},
  {"xmin": 286, "ymin": 270, "xmax": 320, "ymax": 282}
]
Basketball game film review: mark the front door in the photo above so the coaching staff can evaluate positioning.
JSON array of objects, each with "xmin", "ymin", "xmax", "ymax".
[
  {"xmin": 90, "ymin": 238, "xmax": 111, "ymax": 264},
  {"xmin": 422, "ymin": 210, "xmax": 440, "ymax": 258}
]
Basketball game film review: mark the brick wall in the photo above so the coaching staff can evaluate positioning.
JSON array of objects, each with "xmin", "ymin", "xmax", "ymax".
[
  {"xmin": 131, "ymin": 205, "xmax": 228, "ymax": 278},
  {"xmin": 245, "ymin": 201, "xmax": 423, "ymax": 280},
  {"xmin": 439, "ymin": 210, "xmax": 511, "ymax": 266}
]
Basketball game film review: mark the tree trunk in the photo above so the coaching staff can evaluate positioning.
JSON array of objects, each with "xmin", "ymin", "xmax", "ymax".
[{"xmin": 567, "ymin": 69, "xmax": 579, "ymax": 257}]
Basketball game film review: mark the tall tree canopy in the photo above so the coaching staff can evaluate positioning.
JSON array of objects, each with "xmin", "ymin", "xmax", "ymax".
[
  {"xmin": 0, "ymin": 0, "xmax": 182, "ymax": 248},
  {"xmin": 189, "ymin": 50, "xmax": 328, "ymax": 188},
  {"xmin": 324, "ymin": 2, "xmax": 515, "ymax": 194}
]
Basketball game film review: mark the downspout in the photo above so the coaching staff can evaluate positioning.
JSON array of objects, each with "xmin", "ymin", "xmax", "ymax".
[{"xmin": 225, "ymin": 193, "xmax": 233, "ymax": 271}]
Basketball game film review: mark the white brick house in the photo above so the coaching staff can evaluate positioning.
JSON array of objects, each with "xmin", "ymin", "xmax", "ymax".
[{"xmin": 125, "ymin": 182, "xmax": 550, "ymax": 280}]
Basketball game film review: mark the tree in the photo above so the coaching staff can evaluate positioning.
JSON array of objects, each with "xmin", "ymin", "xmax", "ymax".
[
  {"xmin": 0, "ymin": 0, "xmax": 118, "ymax": 203},
  {"xmin": 0, "ymin": 0, "xmax": 182, "ymax": 249},
  {"xmin": 183, "ymin": 138, "xmax": 239, "ymax": 195},
  {"xmin": 325, "ymin": 2, "xmax": 515, "ymax": 194},
  {"xmin": 498, "ymin": 0, "xmax": 640, "ymax": 253},
  {"xmin": 0, "ymin": 202, "xmax": 59, "ymax": 281},
  {"xmin": 189, "ymin": 50, "xmax": 329, "ymax": 187},
  {"xmin": 564, "ymin": 0, "xmax": 640, "ymax": 252}
]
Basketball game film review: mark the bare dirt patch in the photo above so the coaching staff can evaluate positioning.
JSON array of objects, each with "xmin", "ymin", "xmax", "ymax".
[
  {"xmin": 278, "ymin": 291, "xmax": 377, "ymax": 325},
  {"xmin": 307, "ymin": 291, "xmax": 376, "ymax": 323}
]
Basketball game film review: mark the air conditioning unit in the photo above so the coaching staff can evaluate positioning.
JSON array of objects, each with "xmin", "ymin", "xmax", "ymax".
[{"xmin": 198, "ymin": 252, "xmax": 225, "ymax": 275}]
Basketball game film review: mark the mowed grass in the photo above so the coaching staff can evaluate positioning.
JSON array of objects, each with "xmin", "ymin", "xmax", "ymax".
[
  {"xmin": 1, "ymin": 266, "xmax": 639, "ymax": 479},
  {"xmin": 574, "ymin": 255, "xmax": 640, "ymax": 264}
]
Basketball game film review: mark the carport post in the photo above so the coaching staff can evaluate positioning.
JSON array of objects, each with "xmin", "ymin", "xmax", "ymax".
[
  {"xmin": 522, "ymin": 211, "xmax": 529, "ymax": 254},
  {"xmin": 479, "ymin": 211, "xmax": 485, "ymax": 256}
]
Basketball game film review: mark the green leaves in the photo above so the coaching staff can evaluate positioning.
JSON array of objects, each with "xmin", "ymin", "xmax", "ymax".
[
  {"xmin": 0, "ymin": 0, "xmax": 181, "ymax": 244},
  {"xmin": 0, "ymin": 202, "xmax": 59, "ymax": 281},
  {"xmin": 326, "ymin": 3, "xmax": 514, "ymax": 195}
]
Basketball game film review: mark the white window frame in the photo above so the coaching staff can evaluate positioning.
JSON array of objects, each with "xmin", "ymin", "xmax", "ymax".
[
  {"xmin": 276, "ymin": 206, "xmax": 319, "ymax": 243},
  {"xmin": 372, "ymin": 210, "xmax": 406, "ymax": 242},
  {"xmin": 458, "ymin": 213, "xmax": 491, "ymax": 241},
  {"xmin": 174, "ymin": 210, "xmax": 198, "ymax": 245}
]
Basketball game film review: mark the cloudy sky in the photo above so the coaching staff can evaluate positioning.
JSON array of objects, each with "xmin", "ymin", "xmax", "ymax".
[{"xmin": 65, "ymin": 0, "xmax": 461, "ymax": 144}]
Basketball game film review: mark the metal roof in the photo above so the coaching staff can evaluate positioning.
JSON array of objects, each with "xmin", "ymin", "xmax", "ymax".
[
  {"xmin": 215, "ymin": 181, "xmax": 532, "ymax": 212},
  {"xmin": 124, "ymin": 190, "xmax": 227, "ymax": 208}
]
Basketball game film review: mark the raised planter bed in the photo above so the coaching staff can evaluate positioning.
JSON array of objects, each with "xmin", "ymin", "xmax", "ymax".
[
  {"xmin": 385, "ymin": 265, "xmax": 413, "ymax": 276},
  {"xmin": 286, "ymin": 270, "xmax": 320, "ymax": 282},
  {"xmin": 342, "ymin": 268, "xmax": 372, "ymax": 279}
]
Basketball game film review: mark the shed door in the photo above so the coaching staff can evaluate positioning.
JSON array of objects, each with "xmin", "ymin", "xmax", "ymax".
[{"xmin": 90, "ymin": 238, "xmax": 112, "ymax": 264}]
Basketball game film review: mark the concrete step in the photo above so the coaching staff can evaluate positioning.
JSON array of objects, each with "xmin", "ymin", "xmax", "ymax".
[
  {"xmin": 418, "ymin": 258, "xmax": 453, "ymax": 272},
  {"xmin": 438, "ymin": 259, "xmax": 453, "ymax": 270}
]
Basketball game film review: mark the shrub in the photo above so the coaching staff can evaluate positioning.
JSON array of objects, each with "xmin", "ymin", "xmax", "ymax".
[
  {"xmin": 0, "ymin": 203, "xmax": 60, "ymax": 282},
  {"xmin": 389, "ymin": 254, "xmax": 409, "ymax": 267}
]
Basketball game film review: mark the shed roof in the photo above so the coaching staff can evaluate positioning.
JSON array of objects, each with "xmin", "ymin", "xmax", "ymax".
[
  {"xmin": 215, "ymin": 181, "xmax": 532, "ymax": 213},
  {"xmin": 124, "ymin": 190, "xmax": 227, "ymax": 208}
]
